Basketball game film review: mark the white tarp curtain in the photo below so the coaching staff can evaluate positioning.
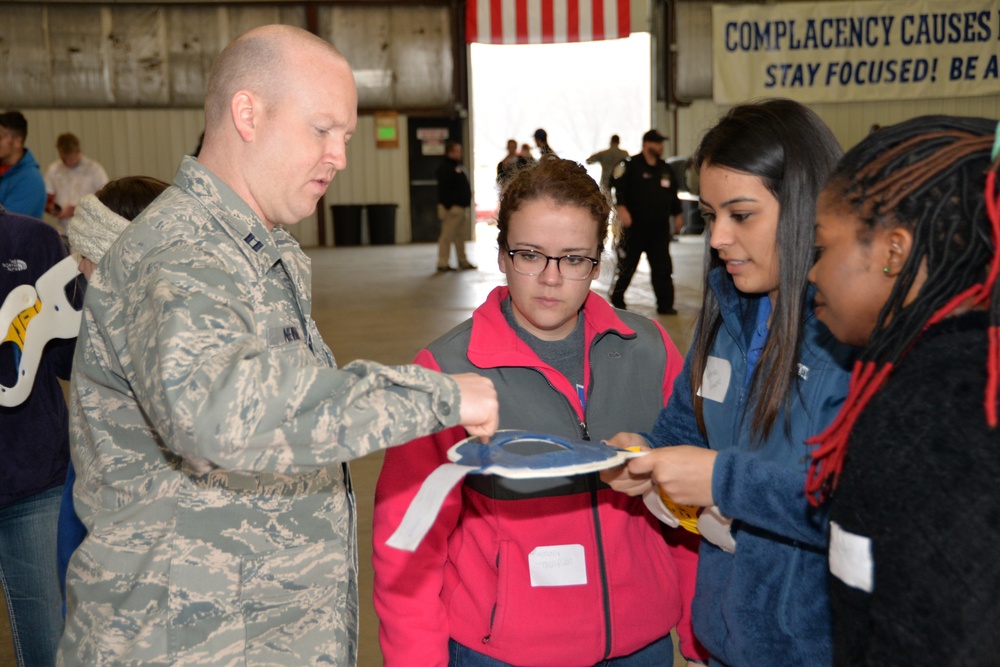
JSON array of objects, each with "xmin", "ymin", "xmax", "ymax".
[
  {"xmin": 713, "ymin": 0, "xmax": 1000, "ymax": 104},
  {"xmin": 466, "ymin": 0, "xmax": 631, "ymax": 44}
]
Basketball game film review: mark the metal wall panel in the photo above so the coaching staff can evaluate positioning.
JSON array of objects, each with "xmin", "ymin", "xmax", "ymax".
[
  {"xmin": 322, "ymin": 5, "xmax": 453, "ymax": 109},
  {"xmin": 226, "ymin": 4, "xmax": 305, "ymax": 38},
  {"xmin": 166, "ymin": 7, "xmax": 227, "ymax": 107},
  {"xmin": 388, "ymin": 7, "xmax": 451, "ymax": 107},
  {"xmin": 19, "ymin": 108, "xmax": 413, "ymax": 247},
  {"xmin": 106, "ymin": 6, "xmax": 168, "ymax": 106},
  {"xmin": 49, "ymin": 6, "xmax": 106, "ymax": 105},
  {"xmin": 1, "ymin": 3, "xmax": 447, "ymax": 109},
  {"xmin": 673, "ymin": 2, "xmax": 712, "ymax": 102},
  {"xmin": 327, "ymin": 8, "xmax": 394, "ymax": 108},
  {"xmin": 0, "ymin": 5, "xmax": 53, "ymax": 103}
]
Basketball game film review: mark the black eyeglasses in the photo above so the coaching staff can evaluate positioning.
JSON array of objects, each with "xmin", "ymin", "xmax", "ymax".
[{"xmin": 505, "ymin": 249, "xmax": 599, "ymax": 281}]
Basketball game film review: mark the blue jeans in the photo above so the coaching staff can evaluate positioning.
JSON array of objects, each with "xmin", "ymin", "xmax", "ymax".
[
  {"xmin": 448, "ymin": 634, "xmax": 674, "ymax": 667},
  {"xmin": 0, "ymin": 487, "xmax": 64, "ymax": 667}
]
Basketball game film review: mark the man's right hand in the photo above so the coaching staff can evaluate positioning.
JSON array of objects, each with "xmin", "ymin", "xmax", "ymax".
[{"xmin": 451, "ymin": 373, "xmax": 499, "ymax": 441}]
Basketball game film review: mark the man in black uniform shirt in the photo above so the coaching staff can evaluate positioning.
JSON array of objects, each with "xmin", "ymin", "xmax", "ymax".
[
  {"xmin": 609, "ymin": 129, "xmax": 682, "ymax": 314},
  {"xmin": 435, "ymin": 139, "xmax": 475, "ymax": 272}
]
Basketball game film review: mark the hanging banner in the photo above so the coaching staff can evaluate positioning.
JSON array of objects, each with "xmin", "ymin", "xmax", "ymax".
[
  {"xmin": 467, "ymin": 0, "xmax": 631, "ymax": 44},
  {"xmin": 713, "ymin": 0, "xmax": 1000, "ymax": 104}
]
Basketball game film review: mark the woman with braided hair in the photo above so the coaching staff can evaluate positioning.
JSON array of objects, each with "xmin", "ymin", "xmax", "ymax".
[{"xmin": 807, "ymin": 115, "xmax": 1000, "ymax": 665}]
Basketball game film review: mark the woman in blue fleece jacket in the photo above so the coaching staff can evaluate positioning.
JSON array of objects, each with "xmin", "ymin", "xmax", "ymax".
[{"xmin": 603, "ymin": 99, "xmax": 855, "ymax": 666}]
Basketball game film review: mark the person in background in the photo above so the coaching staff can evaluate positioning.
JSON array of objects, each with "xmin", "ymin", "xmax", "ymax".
[
  {"xmin": 61, "ymin": 24, "xmax": 498, "ymax": 666},
  {"xmin": 374, "ymin": 157, "xmax": 708, "ymax": 667},
  {"xmin": 0, "ymin": 111, "xmax": 46, "ymax": 219},
  {"xmin": 44, "ymin": 133, "xmax": 110, "ymax": 242},
  {"xmin": 56, "ymin": 176, "xmax": 171, "ymax": 605},
  {"xmin": 1, "ymin": 202, "xmax": 80, "ymax": 666},
  {"xmin": 608, "ymin": 129, "xmax": 682, "ymax": 315},
  {"xmin": 807, "ymin": 115, "xmax": 1000, "ymax": 665},
  {"xmin": 435, "ymin": 139, "xmax": 476, "ymax": 272},
  {"xmin": 519, "ymin": 142, "xmax": 536, "ymax": 164},
  {"xmin": 602, "ymin": 99, "xmax": 854, "ymax": 666},
  {"xmin": 534, "ymin": 127, "xmax": 555, "ymax": 157},
  {"xmin": 586, "ymin": 134, "xmax": 629, "ymax": 197},
  {"xmin": 496, "ymin": 138, "xmax": 527, "ymax": 186}
]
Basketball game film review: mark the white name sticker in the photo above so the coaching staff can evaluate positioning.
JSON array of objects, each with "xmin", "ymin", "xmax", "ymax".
[
  {"xmin": 697, "ymin": 356, "xmax": 731, "ymax": 403},
  {"xmin": 386, "ymin": 463, "xmax": 478, "ymax": 552},
  {"xmin": 829, "ymin": 521, "xmax": 874, "ymax": 593},
  {"xmin": 528, "ymin": 544, "xmax": 587, "ymax": 587}
]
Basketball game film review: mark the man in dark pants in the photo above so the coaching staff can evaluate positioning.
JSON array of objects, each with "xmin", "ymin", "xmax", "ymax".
[{"xmin": 609, "ymin": 129, "xmax": 682, "ymax": 314}]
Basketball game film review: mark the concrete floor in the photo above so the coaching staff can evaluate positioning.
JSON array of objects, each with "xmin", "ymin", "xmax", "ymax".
[{"xmin": 0, "ymin": 227, "xmax": 707, "ymax": 667}]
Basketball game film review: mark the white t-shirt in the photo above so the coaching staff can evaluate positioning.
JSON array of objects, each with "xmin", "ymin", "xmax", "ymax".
[{"xmin": 45, "ymin": 155, "xmax": 109, "ymax": 235}]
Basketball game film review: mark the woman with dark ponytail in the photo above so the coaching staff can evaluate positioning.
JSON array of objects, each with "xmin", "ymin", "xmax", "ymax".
[{"xmin": 808, "ymin": 115, "xmax": 1000, "ymax": 664}]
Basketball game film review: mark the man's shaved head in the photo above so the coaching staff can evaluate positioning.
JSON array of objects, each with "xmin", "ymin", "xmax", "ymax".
[
  {"xmin": 197, "ymin": 23, "xmax": 357, "ymax": 230},
  {"xmin": 204, "ymin": 24, "xmax": 346, "ymax": 130}
]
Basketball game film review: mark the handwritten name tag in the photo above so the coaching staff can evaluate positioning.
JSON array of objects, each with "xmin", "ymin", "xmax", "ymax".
[
  {"xmin": 528, "ymin": 544, "xmax": 587, "ymax": 587},
  {"xmin": 698, "ymin": 356, "xmax": 731, "ymax": 403}
]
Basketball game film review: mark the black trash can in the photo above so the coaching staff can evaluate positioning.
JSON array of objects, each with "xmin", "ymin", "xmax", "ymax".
[
  {"xmin": 331, "ymin": 204, "xmax": 363, "ymax": 246},
  {"xmin": 367, "ymin": 204, "xmax": 398, "ymax": 245}
]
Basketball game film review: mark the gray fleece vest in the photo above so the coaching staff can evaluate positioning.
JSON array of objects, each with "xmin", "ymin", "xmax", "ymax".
[{"xmin": 427, "ymin": 309, "xmax": 668, "ymax": 499}]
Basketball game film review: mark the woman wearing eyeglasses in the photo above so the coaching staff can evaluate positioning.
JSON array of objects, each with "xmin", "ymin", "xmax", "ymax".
[{"xmin": 372, "ymin": 156, "xmax": 708, "ymax": 667}]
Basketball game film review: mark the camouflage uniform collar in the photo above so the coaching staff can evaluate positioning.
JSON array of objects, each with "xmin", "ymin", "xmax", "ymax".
[{"xmin": 173, "ymin": 156, "xmax": 289, "ymax": 276}]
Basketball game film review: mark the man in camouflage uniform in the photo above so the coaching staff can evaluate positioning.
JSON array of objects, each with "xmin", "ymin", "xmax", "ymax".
[{"xmin": 60, "ymin": 25, "xmax": 498, "ymax": 666}]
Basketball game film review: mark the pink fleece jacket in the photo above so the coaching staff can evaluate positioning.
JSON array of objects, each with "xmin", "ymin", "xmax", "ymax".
[{"xmin": 372, "ymin": 288, "xmax": 707, "ymax": 666}]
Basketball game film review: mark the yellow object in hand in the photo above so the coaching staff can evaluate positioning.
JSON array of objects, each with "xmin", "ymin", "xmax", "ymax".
[
  {"xmin": 623, "ymin": 445, "xmax": 702, "ymax": 534},
  {"xmin": 656, "ymin": 488, "xmax": 701, "ymax": 534}
]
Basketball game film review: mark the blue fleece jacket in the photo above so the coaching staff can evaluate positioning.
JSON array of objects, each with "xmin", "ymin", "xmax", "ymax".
[
  {"xmin": 649, "ymin": 268, "xmax": 854, "ymax": 667},
  {"xmin": 0, "ymin": 148, "xmax": 47, "ymax": 219}
]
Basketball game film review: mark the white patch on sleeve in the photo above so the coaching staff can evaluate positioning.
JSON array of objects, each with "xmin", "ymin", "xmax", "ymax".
[
  {"xmin": 697, "ymin": 356, "xmax": 731, "ymax": 403},
  {"xmin": 829, "ymin": 521, "xmax": 874, "ymax": 593},
  {"xmin": 528, "ymin": 544, "xmax": 587, "ymax": 587}
]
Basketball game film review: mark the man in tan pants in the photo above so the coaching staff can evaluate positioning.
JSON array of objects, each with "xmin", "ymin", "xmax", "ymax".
[{"xmin": 435, "ymin": 140, "xmax": 475, "ymax": 271}]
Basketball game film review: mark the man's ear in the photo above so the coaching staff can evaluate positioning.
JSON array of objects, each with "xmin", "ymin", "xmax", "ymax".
[
  {"xmin": 884, "ymin": 226, "xmax": 914, "ymax": 278},
  {"xmin": 231, "ymin": 90, "xmax": 257, "ymax": 142}
]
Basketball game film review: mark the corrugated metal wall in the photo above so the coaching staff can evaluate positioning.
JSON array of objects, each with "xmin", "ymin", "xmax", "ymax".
[
  {"xmin": 20, "ymin": 109, "xmax": 413, "ymax": 247},
  {"xmin": 0, "ymin": 3, "xmax": 454, "ymax": 110},
  {"xmin": 2, "ymin": 2, "xmax": 455, "ymax": 247},
  {"xmin": 9, "ymin": 0, "xmax": 1000, "ymax": 247}
]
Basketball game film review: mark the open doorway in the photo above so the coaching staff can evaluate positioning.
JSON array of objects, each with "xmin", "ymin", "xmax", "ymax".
[{"xmin": 468, "ymin": 33, "xmax": 652, "ymax": 223}]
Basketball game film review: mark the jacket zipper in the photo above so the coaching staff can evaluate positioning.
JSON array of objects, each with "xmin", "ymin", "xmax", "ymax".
[
  {"xmin": 590, "ymin": 474, "xmax": 613, "ymax": 658},
  {"xmin": 583, "ymin": 335, "xmax": 614, "ymax": 657},
  {"xmin": 482, "ymin": 347, "xmax": 608, "ymax": 648}
]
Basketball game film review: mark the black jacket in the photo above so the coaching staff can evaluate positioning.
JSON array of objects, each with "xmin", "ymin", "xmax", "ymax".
[
  {"xmin": 436, "ymin": 157, "xmax": 472, "ymax": 208},
  {"xmin": 612, "ymin": 154, "xmax": 682, "ymax": 227}
]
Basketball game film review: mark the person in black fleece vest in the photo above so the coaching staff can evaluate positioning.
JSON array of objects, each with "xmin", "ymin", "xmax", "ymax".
[{"xmin": 808, "ymin": 115, "xmax": 1000, "ymax": 665}]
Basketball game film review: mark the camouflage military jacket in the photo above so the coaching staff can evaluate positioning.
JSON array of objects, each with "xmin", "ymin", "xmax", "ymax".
[{"xmin": 60, "ymin": 157, "xmax": 460, "ymax": 666}]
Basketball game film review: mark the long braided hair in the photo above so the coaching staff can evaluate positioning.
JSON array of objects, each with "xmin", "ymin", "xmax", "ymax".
[{"xmin": 806, "ymin": 115, "xmax": 1000, "ymax": 505}]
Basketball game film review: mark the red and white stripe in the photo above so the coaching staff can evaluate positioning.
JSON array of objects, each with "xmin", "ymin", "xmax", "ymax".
[{"xmin": 466, "ymin": 0, "xmax": 630, "ymax": 44}]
